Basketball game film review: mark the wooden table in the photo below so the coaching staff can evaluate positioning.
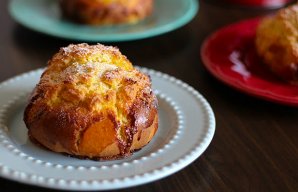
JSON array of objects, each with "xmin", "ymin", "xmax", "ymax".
[{"xmin": 1, "ymin": 0, "xmax": 298, "ymax": 191}]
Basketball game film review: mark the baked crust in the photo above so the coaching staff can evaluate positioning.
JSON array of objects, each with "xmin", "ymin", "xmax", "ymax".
[
  {"xmin": 255, "ymin": 4, "xmax": 298, "ymax": 83},
  {"xmin": 24, "ymin": 43, "xmax": 158, "ymax": 159},
  {"xmin": 59, "ymin": 0, "xmax": 153, "ymax": 25}
]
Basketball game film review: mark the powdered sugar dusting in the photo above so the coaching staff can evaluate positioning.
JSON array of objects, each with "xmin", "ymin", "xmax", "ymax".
[
  {"xmin": 62, "ymin": 62, "xmax": 118, "ymax": 81},
  {"xmin": 61, "ymin": 43, "xmax": 120, "ymax": 57},
  {"xmin": 41, "ymin": 62, "xmax": 119, "ymax": 85}
]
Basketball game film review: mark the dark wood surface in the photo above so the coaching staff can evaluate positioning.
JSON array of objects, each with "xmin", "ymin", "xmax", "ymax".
[{"xmin": 1, "ymin": 0, "xmax": 298, "ymax": 191}]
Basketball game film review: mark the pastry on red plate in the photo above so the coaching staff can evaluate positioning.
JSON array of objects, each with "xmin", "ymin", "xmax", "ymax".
[{"xmin": 256, "ymin": 3, "xmax": 298, "ymax": 83}]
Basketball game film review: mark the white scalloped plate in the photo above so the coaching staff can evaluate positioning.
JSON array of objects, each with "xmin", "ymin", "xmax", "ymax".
[{"xmin": 0, "ymin": 68, "xmax": 215, "ymax": 191}]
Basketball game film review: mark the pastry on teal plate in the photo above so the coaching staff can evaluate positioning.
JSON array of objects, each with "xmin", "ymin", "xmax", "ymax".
[{"xmin": 9, "ymin": 0, "xmax": 199, "ymax": 42}]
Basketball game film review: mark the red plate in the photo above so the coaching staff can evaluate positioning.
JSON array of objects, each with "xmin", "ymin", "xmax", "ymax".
[
  {"xmin": 225, "ymin": 0, "xmax": 292, "ymax": 8},
  {"xmin": 201, "ymin": 18, "xmax": 298, "ymax": 106}
]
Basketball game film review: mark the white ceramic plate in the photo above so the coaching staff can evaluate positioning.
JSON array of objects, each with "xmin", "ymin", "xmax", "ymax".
[{"xmin": 0, "ymin": 68, "xmax": 215, "ymax": 191}]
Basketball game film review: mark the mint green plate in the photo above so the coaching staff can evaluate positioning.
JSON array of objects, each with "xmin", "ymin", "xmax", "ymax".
[{"xmin": 9, "ymin": 0, "xmax": 199, "ymax": 42}]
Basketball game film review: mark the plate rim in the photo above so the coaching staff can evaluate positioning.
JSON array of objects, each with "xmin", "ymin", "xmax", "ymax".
[
  {"xmin": 201, "ymin": 17, "xmax": 298, "ymax": 107},
  {"xmin": 9, "ymin": 0, "xmax": 199, "ymax": 42},
  {"xmin": 0, "ymin": 67, "xmax": 215, "ymax": 190}
]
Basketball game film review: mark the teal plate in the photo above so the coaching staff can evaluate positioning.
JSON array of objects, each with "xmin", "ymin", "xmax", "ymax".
[{"xmin": 9, "ymin": 0, "xmax": 199, "ymax": 42}]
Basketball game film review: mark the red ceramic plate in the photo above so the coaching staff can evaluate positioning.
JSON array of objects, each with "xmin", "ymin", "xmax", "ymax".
[
  {"xmin": 201, "ymin": 17, "xmax": 298, "ymax": 106},
  {"xmin": 225, "ymin": 0, "xmax": 292, "ymax": 8}
]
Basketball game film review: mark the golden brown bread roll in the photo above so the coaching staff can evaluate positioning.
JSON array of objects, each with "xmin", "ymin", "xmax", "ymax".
[
  {"xmin": 59, "ymin": 0, "xmax": 153, "ymax": 25},
  {"xmin": 255, "ymin": 4, "xmax": 298, "ymax": 83},
  {"xmin": 24, "ymin": 43, "xmax": 158, "ymax": 160}
]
